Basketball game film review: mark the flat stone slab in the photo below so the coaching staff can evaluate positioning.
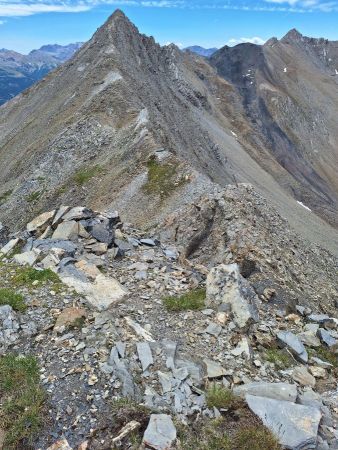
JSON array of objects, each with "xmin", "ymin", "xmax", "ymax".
[
  {"xmin": 142, "ymin": 414, "xmax": 176, "ymax": 450},
  {"xmin": 27, "ymin": 210, "xmax": 55, "ymax": 233},
  {"xmin": 60, "ymin": 273, "xmax": 127, "ymax": 310},
  {"xmin": 136, "ymin": 342, "xmax": 153, "ymax": 372},
  {"xmin": 246, "ymin": 394, "xmax": 321, "ymax": 450},
  {"xmin": 234, "ymin": 382, "xmax": 297, "ymax": 402}
]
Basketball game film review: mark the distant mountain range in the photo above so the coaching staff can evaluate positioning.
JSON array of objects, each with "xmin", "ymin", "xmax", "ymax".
[
  {"xmin": 183, "ymin": 45, "xmax": 218, "ymax": 57},
  {"xmin": 0, "ymin": 43, "xmax": 82, "ymax": 104}
]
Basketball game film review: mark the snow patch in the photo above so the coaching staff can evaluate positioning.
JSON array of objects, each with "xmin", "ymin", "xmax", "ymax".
[
  {"xmin": 297, "ymin": 201, "xmax": 312, "ymax": 212},
  {"xmin": 284, "ymin": 67, "xmax": 287, "ymax": 73}
]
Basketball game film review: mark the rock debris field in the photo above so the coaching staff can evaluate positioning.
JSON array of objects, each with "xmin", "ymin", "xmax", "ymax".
[{"xmin": 0, "ymin": 203, "xmax": 337, "ymax": 450}]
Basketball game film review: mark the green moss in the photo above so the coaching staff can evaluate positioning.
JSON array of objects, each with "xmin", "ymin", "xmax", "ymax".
[
  {"xmin": 143, "ymin": 158, "xmax": 187, "ymax": 199},
  {"xmin": 206, "ymin": 384, "xmax": 240, "ymax": 410},
  {"xmin": 265, "ymin": 348, "xmax": 294, "ymax": 368},
  {"xmin": 26, "ymin": 191, "xmax": 42, "ymax": 203},
  {"xmin": 14, "ymin": 267, "xmax": 60, "ymax": 286},
  {"xmin": 0, "ymin": 189, "xmax": 13, "ymax": 206},
  {"xmin": 0, "ymin": 288, "xmax": 26, "ymax": 312},
  {"xmin": 73, "ymin": 165, "xmax": 103, "ymax": 186},
  {"xmin": 163, "ymin": 288, "xmax": 206, "ymax": 312},
  {"xmin": 232, "ymin": 426, "xmax": 281, "ymax": 450},
  {"xmin": 0, "ymin": 354, "xmax": 45, "ymax": 449}
]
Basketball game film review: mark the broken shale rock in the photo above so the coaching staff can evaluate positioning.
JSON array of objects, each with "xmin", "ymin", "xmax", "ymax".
[
  {"xmin": 142, "ymin": 414, "xmax": 176, "ymax": 450},
  {"xmin": 206, "ymin": 263, "xmax": 259, "ymax": 329}
]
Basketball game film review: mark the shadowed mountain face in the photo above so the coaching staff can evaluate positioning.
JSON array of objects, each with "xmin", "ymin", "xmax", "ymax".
[
  {"xmin": 0, "ymin": 11, "xmax": 337, "ymax": 254},
  {"xmin": 0, "ymin": 43, "xmax": 82, "ymax": 104}
]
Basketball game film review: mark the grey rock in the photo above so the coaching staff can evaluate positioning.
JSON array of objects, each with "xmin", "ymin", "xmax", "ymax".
[
  {"xmin": 136, "ymin": 342, "xmax": 153, "ymax": 372},
  {"xmin": 292, "ymin": 366, "xmax": 316, "ymax": 387},
  {"xmin": 140, "ymin": 238, "xmax": 156, "ymax": 247},
  {"xmin": 142, "ymin": 414, "xmax": 176, "ymax": 450},
  {"xmin": 109, "ymin": 347, "xmax": 137, "ymax": 399},
  {"xmin": 308, "ymin": 314, "xmax": 330, "ymax": 324},
  {"xmin": 206, "ymin": 263, "xmax": 259, "ymax": 329},
  {"xmin": 52, "ymin": 205, "xmax": 71, "ymax": 226},
  {"xmin": 203, "ymin": 359, "xmax": 227, "ymax": 378},
  {"xmin": 0, "ymin": 238, "xmax": 19, "ymax": 255},
  {"xmin": 61, "ymin": 206, "xmax": 94, "ymax": 221},
  {"xmin": 277, "ymin": 330, "xmax": 308, "ymax": 363},
  {"xmin": 52, "ymin": 220, "xmax": 79, "ymax": 241},
  {"xmin": 176, "ymin": 359, "xmax": 202, "ymax": 385},
  {"xmin": 298, "ymin": 331, "xmax": 321, "ymax": 348},
  {"xmin": 234, "ymin": 382, "xmax": 297, "ymax": 402},
  {"xmin": 205, "ymin": 322, "xmax": 222, "ymax": 337},
  {"xmin": 158, "ymin": 371, "xmax": 173, "ymax": 393},
  {"xmin": 310, "ymin": 357, "xmax": 333, "ymax": 369},
  {"xmin": 246, "ymin": 394, "xmax": 321, "ymax": 450},
  {"xmin": 13, "ymin": 249, "xmax": 40, "ymax": 266},
  {"xmin": 33, "ymin": 239, "xmax": 76, "ymax": 256},
  {"xmin": 88, "ymin": 223, "xmax": 114, "ymax": 246},
  {"xmin": 298, "ymin": 388, "xmax": 323, "ymax": 409},
  {"xmin": 317, "ymin": 328, "xmax": 337, "ymax": 347}
]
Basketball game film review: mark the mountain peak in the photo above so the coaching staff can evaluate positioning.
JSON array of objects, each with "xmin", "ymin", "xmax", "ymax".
[{"xmin": 281, "ymin": 28, "xmax": 303, "ymax": 42}]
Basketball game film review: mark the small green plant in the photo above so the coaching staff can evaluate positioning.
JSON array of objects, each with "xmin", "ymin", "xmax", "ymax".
[
  {"xmin": 307, "ymin": 346, "xmax": 338, "ymax": 368},
  {"xmin": 265, "ymin": 348, "xmax": 294, "ymax": 368},
  {"xmin": 0, "ymin": 354, "xmax": 45, "ymax": 449},
  {"xmin": 177, "ymin": 418, "xmax": 231, "ymax": 450},
  {"xmin": 0, "ymin": 189, "xmax": 13, "ymax": 206},
  {"xmin": 14, "ymin": 267, "xmax": 60, "ymax": 286},
  {"xmin": 163, "ymin": 288, "xmax": 206, "ymax": 312},
  {"xmin": 26, "ymin": 191, "xmax": 42, "ymax": 203},
  {"xmin": 143, "ymin": 158, "xmax": 187, "ymax": 199},
  {"xmin": 0, "ymin": 288, "xmax": 26, "ymax": 312},
  {"xmin": 206, "ymin": 384, "xmax": 240, "ymax": 410},
  {"xmin": 73, "ymin": 165, "xmax": 103, "ymax": 186},
  {"xmin": 232, "ymin": 426, "xmax": 281, "ymax": 450}
]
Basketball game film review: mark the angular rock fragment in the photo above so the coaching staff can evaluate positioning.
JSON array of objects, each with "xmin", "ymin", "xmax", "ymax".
[
  {"xmin": 233, "ymin": 382, "xmax": 297, "ymax": 402},
  {"xmin": 52, "ymin": 220, "xmax": 79, "ymax": 241},
  {"xmin": 136, "ymin": 342, "xmax": 153, "ymax": 372},
  {"xmin": 292, "ymin": 366, "xmax": 316, "ymax": 387},
  {"xmin": 206, "ymin": 263, "xmax": 259, "ymax": 329},
  {"xmin": 203, "ymin": 358, "xmax": 227, "ymax": 378},
  {"xmin": 13, "ymin": 249, "xmax": 40, "ymax": 266},
  {"xmin": 142, "ymin": 414, "xmax": 176, "ymax": 450},
  {"xmin": 60, "ymin": 273, "xmax": 127, "ymax": 310},
  {"xmin": 277, "ymin": 330, "xmax": 308, "ymax": 363},
  {"xmin": 27, "ymin": 210, "xmax": 55, "ymax": 233},
  {"xmin": 246, "ymin": 394, "xmax": 321, "ymax": 450},
  {"xmin": 317, "ymin": 328, "xmax": 337, "ymax": 347},
  {"xmin": 54, "ymin": 307, "xmax": 87, "ymax": 331},
  {"xmin": 0, "ymin": 238, "xmax": 19, "ymax": 255}
]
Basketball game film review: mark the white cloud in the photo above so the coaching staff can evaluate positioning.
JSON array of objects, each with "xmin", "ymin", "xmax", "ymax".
[
  {"xmin": 226, "ymin": 36, "xmax": 266, "ymax": 46},
  {"xmin": 264, "ymin": 0, "xmax": 338, "ymax": 11}
]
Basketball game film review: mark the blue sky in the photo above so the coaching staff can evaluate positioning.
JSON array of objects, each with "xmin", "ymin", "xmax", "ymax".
[{"xmin": 1, "ymin": 0, "xmax": 338, "ymax": 54}]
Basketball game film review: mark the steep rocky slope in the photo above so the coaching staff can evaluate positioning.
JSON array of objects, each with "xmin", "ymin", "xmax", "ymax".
[
  {"xmin": 0, "ymin": 10, "xmax": 337, "ymax": 258},
  {"xmin": 0, "ymin": 43, "xmax": 82, "ymax": 105},
  {"xmin": 210, "ymin": 30, "xmax": 338, "ymax": 228}
]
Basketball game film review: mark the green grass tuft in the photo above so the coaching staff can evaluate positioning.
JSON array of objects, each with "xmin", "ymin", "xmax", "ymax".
[
  {"xmin": 206, "ymin": 384, "xmax": 240, "ymax": 410},
  {"xmin": 13, "ymin": 267, "xmax": 60, "ymax": 286},
  {"xmin": 265, "ymin": 348, "xmax": 294, "ymax": 368},
  {"xmin": 0, "ymin": 189, "xmax": 13, "ymax": 206},
  {"xmin": 26, "ymin": 191, "xmax": 42, "ymax": 203},
  {"xmin": 73, "ymin": 165, "xmax": 103, "ymax": 186},
  {"xmin": 0, "ymin": 354, "xmax": 45, "ymax": 449},
  {"xmin": 0, "ymin": 288, "xmax": 26, "ymax": 312},
  {"xmin": 232, "ymin": 426, "xmax": 281, "ymax": 450},
  {"xmin": 163, "ymin": 288, "xmax": 206, "ymax": 312},
  {"xmin": 143, "ymin": 158, "xmax": 187, "ymax": 200}
]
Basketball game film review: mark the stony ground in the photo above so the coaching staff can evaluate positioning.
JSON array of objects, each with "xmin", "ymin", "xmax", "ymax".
[{"xmin": 0, "ymin": 194, "xmax": 337, "ymax": 450}]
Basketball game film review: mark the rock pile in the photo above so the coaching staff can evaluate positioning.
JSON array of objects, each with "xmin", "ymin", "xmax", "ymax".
[{"xmin": 0, "ymin": 205, "xmax": 337, "ymax": 449}]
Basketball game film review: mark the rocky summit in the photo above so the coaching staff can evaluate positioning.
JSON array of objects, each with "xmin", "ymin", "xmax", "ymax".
[{"xmin": 0, "ymin": 8, "xmax": 337, "ymax": 450}]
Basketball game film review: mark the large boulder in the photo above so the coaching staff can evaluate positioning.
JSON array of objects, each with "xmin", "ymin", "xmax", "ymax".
[
  {"xmin": 26, "ymin": 210, "xmax": 55, "ymax": 233},
  {"xmin": 246, "ymin": 395, "xmax": 321, "ymax": 450},
  {"xmin": 206, "ymin": 264, "xmax": 259, "ymax": 328}
]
